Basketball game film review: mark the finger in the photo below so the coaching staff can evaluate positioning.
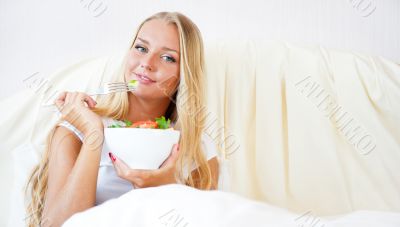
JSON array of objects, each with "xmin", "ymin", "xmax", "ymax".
[
  {"xmin": 78, "ymin": 92, "xmax": 97, "ymax": 108},
  {"xmin": 114, "ymin": 155, "xmax": 130, "ymax": 169},
  {"xmin": 54, "ymin": 91, "xmax": 67, "ymax": 110},
  {"xmin": 84, "ymin": 96, "xmax": 97, "ymax": 108},
  {"xmin": 109, "ymin": 152, "xmax": 136, "ymax": 179},
  {"xmin": 109, "ymin": 152, "xmax": 127, "ymax": 169},
  {"xmin": 112, "ymin": 156, "xmax": 146, "ymax": 188},
  {"xmin": 160, "ymin": 144, "xmax": 180, "ymax": 168},
  {"xmin": 108, "ymin": 151, "xmax": 117, "ymax": 162},
  {"xmin": 109, "ymin": 152, "xmax": 125, "ymax": 176},
  {"xmin": 109, "ymin": 152, "xmax": 143, "ymax": 177},
  {"xmin": 65, "ymin": 92, "xmax": 77, "ymax": 105},
  {"xmin": 114, "ymin": 156, "xmax": 152, "ymax": 186}
]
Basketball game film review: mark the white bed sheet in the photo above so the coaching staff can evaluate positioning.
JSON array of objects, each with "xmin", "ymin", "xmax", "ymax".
[{"xmin": 62, "ymin": 184, "xmax": 400, "ymax": 227}]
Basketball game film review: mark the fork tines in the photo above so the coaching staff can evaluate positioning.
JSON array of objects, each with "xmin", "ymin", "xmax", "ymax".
[{"xmin": 107, "ymin": 82, "xmax": 136, "ymax": 91}]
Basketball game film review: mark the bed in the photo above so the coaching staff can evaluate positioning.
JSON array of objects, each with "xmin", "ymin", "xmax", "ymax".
[{"xmin": 1, "ymin": 40, "xmax": 400, "ymax": 226}]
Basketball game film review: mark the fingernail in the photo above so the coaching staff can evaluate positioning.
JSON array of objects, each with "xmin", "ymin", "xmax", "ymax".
[{"xmin": 108, "ymin": 152, "xmax": 116, "ymax": 162}]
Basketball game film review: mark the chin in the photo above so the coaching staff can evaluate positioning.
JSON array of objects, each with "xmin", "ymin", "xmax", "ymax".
[{"xmin": 130, "ymin": 89, "xmax": 154, "ymax": 100}]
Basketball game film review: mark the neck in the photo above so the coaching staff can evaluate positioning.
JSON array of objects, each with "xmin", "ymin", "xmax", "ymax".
[{"xmin": 126, "ymin": 93, "xmax": 171, "ymax": 122}]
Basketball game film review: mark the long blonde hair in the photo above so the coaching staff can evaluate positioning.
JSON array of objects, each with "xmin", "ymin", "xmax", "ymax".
[{"xmin": 25, "ymin": 11, "xmax": 212, "ymax": 227}]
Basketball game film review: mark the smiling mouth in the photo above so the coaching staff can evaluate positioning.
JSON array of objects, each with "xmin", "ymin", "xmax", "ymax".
[{"xmin": 134, "ymin": 73, "xmax": 156, "ymax": 84}]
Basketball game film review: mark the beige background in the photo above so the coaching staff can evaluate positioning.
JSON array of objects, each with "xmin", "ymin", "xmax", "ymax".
[{"xmin": 0, "ymin": 0, "xmax": 399, "ymax": 100}]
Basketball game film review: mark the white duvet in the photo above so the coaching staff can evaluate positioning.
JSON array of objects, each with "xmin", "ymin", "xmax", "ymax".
[{"xmin": 63, "ymin": 184, "xmax": 400, "ymax": 227}]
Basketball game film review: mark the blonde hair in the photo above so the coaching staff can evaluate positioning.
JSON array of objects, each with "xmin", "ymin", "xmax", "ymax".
[{"xmin": 25, "ymin": 11, "xmax": 212, "ymax": 227}]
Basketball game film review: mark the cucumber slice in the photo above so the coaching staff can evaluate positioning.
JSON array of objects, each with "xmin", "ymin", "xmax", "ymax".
[{"xmin": 128, "ymin": 79, "xmax": 138, "ymax": 88}]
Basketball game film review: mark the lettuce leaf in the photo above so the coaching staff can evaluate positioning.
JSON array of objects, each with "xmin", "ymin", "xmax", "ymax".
[{"xmin": 155, "ymin": 116, "xmax": 171, "ymax": 129}]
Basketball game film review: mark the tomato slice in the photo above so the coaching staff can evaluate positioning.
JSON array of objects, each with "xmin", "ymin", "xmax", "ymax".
[{"xmin": 130, "ymin": 120, "xmax": 158, "ymax": 129}]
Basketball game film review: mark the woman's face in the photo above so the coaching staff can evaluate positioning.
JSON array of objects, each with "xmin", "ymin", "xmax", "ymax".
[{"xmin": 125, "ymin": 19, "xmax": 180, "ymax": 101}]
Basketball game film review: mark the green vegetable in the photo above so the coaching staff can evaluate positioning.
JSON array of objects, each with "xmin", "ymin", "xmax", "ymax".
[
  {"xmin": 107, "ymin": 116, "xmax": 172, "ymax": 129},
  {"xmin": 124, "ymin": 120, "xmax": 132, "ymax": 127},
  {"xmin": 108, "ymin": 120, "xmax": 132, "ymax": 128},
  {"xmin": 155, "ymin": 116, "xmax": 171, "ymax": 129},
  {"xmin": 128, "ymin": 79, "xmax": 138, "ymax": 88}
]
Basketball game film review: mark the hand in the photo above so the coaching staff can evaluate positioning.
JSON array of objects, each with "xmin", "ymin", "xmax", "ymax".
[
  {"xmin": 55, "ymin": 91, "xmax": 103, "ymax": 136},
  {"xmin": 108, "ymin": 144, "xmax": 180, "ymax": 188}
]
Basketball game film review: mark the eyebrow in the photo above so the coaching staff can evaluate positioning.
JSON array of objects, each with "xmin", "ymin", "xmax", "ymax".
[{"xmin": 137, "ymin": 37, "xmax": 180, "ymax": 54}]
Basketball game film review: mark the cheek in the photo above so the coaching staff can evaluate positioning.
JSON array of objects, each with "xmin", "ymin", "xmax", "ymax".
[
  {"xmin": 124, "ymin": 54, "xmax": 139, "ymax": 80},
  {"xmin": 127, "ymin": 53, "xmax": 140, "ymax": 70}
]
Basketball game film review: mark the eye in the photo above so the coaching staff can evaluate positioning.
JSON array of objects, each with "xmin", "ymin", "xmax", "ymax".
[
  {"xmin": 134, "ymin": 45, "xmax": 147, "ymax": 53},
  {"xmin": 162, "ymin": 55, "xmax": 176, "ymax": 63}
]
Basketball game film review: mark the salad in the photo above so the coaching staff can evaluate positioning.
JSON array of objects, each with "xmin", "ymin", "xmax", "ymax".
[
  {"xmin": 128, "ymin": 79, "xmax": 139, "ymax": 88},
  {"xmin": 108, "ymin": 116, "xmax": 172, "ymax": 129}
]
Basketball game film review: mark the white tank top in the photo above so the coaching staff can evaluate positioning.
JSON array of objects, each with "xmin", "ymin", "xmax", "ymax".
[{"xmin": 59, "ymin": 118, "xmax": 218, "ymax": 205}]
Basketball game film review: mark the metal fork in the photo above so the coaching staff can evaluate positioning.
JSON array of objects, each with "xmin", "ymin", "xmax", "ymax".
[
  {"xmin": 89, "ymin": 82, "xmax": 136, "ymax": 96},
  {"xmin": 42, "ymin": 82, "xmax": 136, "ymax": 107}
]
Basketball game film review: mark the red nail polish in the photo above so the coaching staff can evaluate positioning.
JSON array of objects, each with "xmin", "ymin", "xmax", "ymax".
[{"xmin": 108, "ymin": 152, "xmax": 116, "ymax": 162}]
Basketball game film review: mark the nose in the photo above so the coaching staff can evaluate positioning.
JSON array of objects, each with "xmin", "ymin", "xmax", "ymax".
[{"xmin": 140, "ymin": 53, "xmax": 156, "ymax": 71}]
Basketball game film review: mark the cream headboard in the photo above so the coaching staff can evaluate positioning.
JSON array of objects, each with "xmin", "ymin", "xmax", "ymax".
[{"xmin": 203, "ymin": 41, "xmax": 400, "ymax": 215}]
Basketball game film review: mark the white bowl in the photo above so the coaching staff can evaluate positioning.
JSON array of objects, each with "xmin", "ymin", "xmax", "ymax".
[{"xmin": 104, "ymin": 128, "xmax": 180, "ymax": 169}]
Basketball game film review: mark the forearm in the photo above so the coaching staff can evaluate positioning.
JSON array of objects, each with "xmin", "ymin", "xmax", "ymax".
[{"xmin": 43, "ymin": 132, "xmax": 103, "ymax": 226}]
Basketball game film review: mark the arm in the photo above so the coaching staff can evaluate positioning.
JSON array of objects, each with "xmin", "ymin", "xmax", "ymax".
[
  {"xmin": 41, "ymin": 91, "xmax": 104, "ymax": 226},
  {"xmin": 41, "ymin": 125, "xmax": 104, "ymax": 227}
]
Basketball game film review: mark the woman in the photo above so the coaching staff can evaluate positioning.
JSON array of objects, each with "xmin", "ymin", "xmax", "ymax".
[{"xmin": 26, "ymin": 11, "xmax": 219, "ymax": 227}]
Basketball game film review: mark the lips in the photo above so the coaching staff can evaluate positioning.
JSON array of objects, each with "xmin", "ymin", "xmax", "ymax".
[{"xmin": 134, "ymin": 73, "xmax": 156, "ymax": 84}]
